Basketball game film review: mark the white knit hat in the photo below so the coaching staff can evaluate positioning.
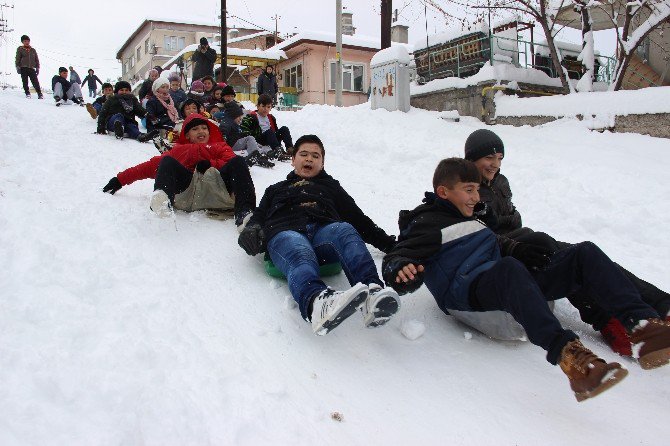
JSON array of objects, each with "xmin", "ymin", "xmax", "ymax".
[{"xmin": 152, "ymin": 76, "xmax": 171, "ymax": 94}]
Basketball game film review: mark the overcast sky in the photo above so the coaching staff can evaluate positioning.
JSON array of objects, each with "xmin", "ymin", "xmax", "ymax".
[{"xmin": 1, "ymin": 0, "xmax": 615, "ymax": 88}]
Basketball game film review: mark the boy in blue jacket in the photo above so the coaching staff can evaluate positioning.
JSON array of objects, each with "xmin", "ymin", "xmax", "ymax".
[{"xmin": 382, "ymin": 158, "xmax": 670, "ymax": 402}]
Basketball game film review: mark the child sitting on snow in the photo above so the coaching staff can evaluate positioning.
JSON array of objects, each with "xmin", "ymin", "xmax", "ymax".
[
  {"xmin": 96, "ymin": 81, "xmax": 154, "ymax": 142},
  {"xmin": 463, "ymin": 128, "xmax": 670, "ymax": 356},
  {"xmin": 168, "ymin": 72, "xmax": 187, "ymax": 108},
  {"xmin": 85, "ymin": 82, "xmax": 113, "ymax": 119},
  {"xmin": 102, "ymin": 113, "xmax": 256, "ymax": 225},
  {"xmin": 145, "ymin": 76, "xmax": 179, "ymax": 133},
  {"xmin": 238, "ymin": 135, "xmax": 399, "ymax": 335},
  {"xmin": 382, "ymin": 157, "xmax": 670, "ymax": 402},
  {"xmin": 51, "ymin": 67, "xmax": 84, "ymax": 106},
  {"xmin": 240, "ymin": 94, "xmax": 293, "ymax": 162},
  {"xmin": 219, "ymin": 102, "xmax": 273, "ymax": 168}
]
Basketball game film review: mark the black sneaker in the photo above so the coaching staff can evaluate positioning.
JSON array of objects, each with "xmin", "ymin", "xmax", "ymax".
[
  {"xmin": 234, "ymin": 210, "xmax": 253, "ymax": 232},
  {"xmin": 272, "ymin": 147, "xmax": 291, "ymax": 162},
  {"xmin": 152, "ymin": 133, "xmax": 171, "ymax": 154},
  {"xmin": 256, "ymin": 153, "xmax": 275, "ymax": 168},
  {"xmin": 25, "ymin": 93, "xmax": 31, "ymax": 99},
  {"xmin": 246, "ymin": 151, "xmax": 260, "ymax": 167},
  {"xmin": 37, "ymin": 94, "xmax": 44, "ymax": 99},
  {"xmin": 113, "ymin": 121, "xmax": 124, "ymax": 139},
  {"xmin": 137, "ymin": 129, "xmax": 158, "ymax": 143}
]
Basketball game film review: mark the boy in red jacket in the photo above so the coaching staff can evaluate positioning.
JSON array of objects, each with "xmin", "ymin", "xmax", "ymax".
[{"xmin": 102, "ymin": 113, "xmax": 256, "ymax": 223}]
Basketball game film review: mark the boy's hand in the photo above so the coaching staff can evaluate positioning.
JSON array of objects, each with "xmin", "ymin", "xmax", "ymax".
[
  {"xmin": 102, "ymin": 177, "xmax": 122, "ymax": 195},
  {"xmin": 96, "ymin": 129, "xmax": 107, "ymax": 135},
  {"xmin": 195, "ymin": 160, "xmax": 211, "ymax": 174},
  {"xmin": 238, "ymin": 224, "xmax": 264, "ymax": 256},
  {"xmin": 396, "ymin": 263, "xmax": 425, "ymax": 284},
  {"xmin": 511, "ymin": 243, "xmax": 552, "ymax": 270}
]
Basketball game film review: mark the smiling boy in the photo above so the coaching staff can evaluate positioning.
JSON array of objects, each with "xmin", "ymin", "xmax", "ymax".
[
  {"xmin": 240, "ymin": 94, "xmax": 293, "ymax": 161},
  {"xmin": 238, "ymin": 135, "xmax": 399, "ymax": 335},
  {"xmin": 382, "ymin": 157, "xmax": 670, "ymax": 402}
]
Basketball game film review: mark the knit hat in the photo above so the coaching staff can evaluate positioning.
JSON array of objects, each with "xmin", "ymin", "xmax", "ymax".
[
  {"xmin": 464, "ymin": 129, "xmax": 505, "ymax": 161},
  {"xmin": 221, "ymin": 85, "xmax": 235, "ymax": 97},
  {"xmin": 184, "ymin": 116, "xmax": 209, "ymax": 134},
  {"xmin": 167, "ymin": 72, "xmax": 180, "ymax": 83},
  {"xmin": 200, "ymin": 37, "xmax": 209, "ymax": 46},
  {"xmin": 152, "ymin": 76, "xmax": 170, "ymax": 93},
  {"xmin": 190, "ymin": 80, "xmax": 204, "ymax": 92},
  {"xmin": 223, "ymin": 101, "xmax": 243, "ymax": 119},
  {"xmin": 114, "ymin": 80, "xmax": 132, "ymax": 93}
]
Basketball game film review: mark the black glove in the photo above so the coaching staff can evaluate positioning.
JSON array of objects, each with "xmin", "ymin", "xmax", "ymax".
[
  {"xmin": 473, "ymin": 201, "xmax": 498, "ymax": 228},
  {"xmin": 238, "ymin": 224, "xmax": 264, "ymax": 256},
  {"xmin": 195, "ymin": 160, "xmax": 211, "ymax": 174},
  {"xmin": 102, "ymin": 177, "xmax": 122, "ymax": 195},
  {"xmin": 511, "ymin": 242, "xmax": 552, "ymax": 270},
  {"xmin": 16, "ymin": 67, "xmax": 20, "ymax": 74},
  {"xmin": 96, "ymin": 128, "xmax": 107, "ymax": 135}
]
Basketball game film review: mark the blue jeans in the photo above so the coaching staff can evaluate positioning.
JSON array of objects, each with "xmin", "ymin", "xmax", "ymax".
[
  {"xmin": 88, "ymin": 87, "xmax": 96, "ymax": 97},
  {"xmin": 93, "ymin": 102, "xmax": 103, "ymax": 113},
  {"xmin": 260, "ymin": 126, "xmax": 293, "ymax": 149},
  {"xmin": 106, "ymin": 113, "xmax": 140, "ymax": 139},
  {"xmin": 267, "ymin": 222, "xmax": 383, "ymax": 320}
]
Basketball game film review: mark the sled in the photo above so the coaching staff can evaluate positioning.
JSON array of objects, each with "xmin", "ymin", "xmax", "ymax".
[{"xmin": 263, "ymin": 253, "xmax": 342, "ymax": 279}]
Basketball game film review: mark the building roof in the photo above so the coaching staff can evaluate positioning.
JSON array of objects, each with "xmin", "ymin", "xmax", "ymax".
[
  {"xmin": 270, "ymin": 30, "xmax": 412, "ymax": 53},
  {"xmin": 160, "ymin": 43, "xmax": 287, "ymax": 71},
  {"xmin": 116, "ymin": 18, "xmax": 260, "ymax": 59}
]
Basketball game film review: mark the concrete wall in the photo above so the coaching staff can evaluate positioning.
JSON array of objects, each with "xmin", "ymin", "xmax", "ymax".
[{"xmin": 410, "ymin": 82, "xmax": 495, "ymax": 120}]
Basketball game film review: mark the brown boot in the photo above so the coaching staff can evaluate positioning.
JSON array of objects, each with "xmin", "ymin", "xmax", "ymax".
[
  {"xmin": 85, "ymin": 103, "xmax": 97, "ymax": 119},
  {"xmin": 559, "ymin": 340, "xmax": 628, "ymax": 402},
  {"xmin": 630, "ymin": 318, "xmax": 670, "ymax": 370}
]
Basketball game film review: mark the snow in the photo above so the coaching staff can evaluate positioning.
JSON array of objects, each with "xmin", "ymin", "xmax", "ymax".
[
  {"xmin": 371, "ymin": 45, "xmax": 412, "ymax": 67},
  {"xmin": 411, "ymin": 62, "xmax": 563, "ymax": 95},
  {"xmin": 1, "ymin": 90, "xmax": 670, "ymax": 445},
  {"xmin": 160, "ymin": 44, "xmax": 287, "ymax": 72},
  {"xmin": 414, "ymin": 22, "xmax": 489, "ymax": 52},
  {"xmin": 495, "ymin": 86, "xmax": 670, "ymax": 116},
  {"xmin": 271, "ymin": 30, "xmax": 414, "ymax": 53}
]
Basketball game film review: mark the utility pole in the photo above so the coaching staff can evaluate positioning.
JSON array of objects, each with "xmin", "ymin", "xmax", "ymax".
[
  {"xmin": 335, "ymin": 0, "xmax": 342, "ymax": 106},
  {"xmin": 381, "ymin": 0, "xmax": 392, "ymax": 49},
  {"xmin": 271, "ymin": 14, "xmax": 281, "ymax": 46},
  {"xmin": 220, "ymin": 0, "xmax": 227, "ymax": 83}
]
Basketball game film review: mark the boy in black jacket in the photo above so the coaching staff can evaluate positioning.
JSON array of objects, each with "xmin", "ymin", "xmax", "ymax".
[
  {"xmin": 464, "ymin": 129, "xmax": 670, "ymax": 356},
  {"xmin": 238, "ymin": 135, "xmax": 399, "ymax": 335},
  {"xmin": 52, "ymin": 67, "xmax": 84, "ymax": 106},
  {"xmin": 382, "ymin": 158, "xmax": 670, "ymax": 402},
  {"xmin": 86, "ymin": 82, "xmax": 113, "ymax": 119},
  {"xmin": 96, "ymin": 81, "xmax": 153, "ymax": 142}
]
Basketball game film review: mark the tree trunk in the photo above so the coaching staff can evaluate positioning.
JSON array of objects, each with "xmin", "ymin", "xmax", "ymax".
[
  {"xmin": 576, "ymin": 3, "xmax": 594, "ymax": 92},
  {"xmin": 539, "ymin": 20, "xmax": 571, "ymax": 93}
]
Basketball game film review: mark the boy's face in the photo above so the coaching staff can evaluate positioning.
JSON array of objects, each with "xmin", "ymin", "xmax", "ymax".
[
  {"xmin": 59, "ymin": 71, "xmax": 68, "ymax": 78},
  {"xmin": 203, "ymin": 79, "xmax": 214, "ymax": 91},
  {"xmin": 292, "ymin": 143, "xmax": 324, "ymax": 178},
  {"xmin": 183, "ymin": 103, "xmax": 198, "ymax": 116},
  {"xmin": 149, "ymin": 72, "xmax": 159, "ymax": 81},
  {"xmin": 103, "ymin": 87, "xmax": 114, "ymax": 97},
  {"xmin": 22, "ymin": 39, "xmax": 30, "ymax": 47},
  {"xmin": 473, "ymin": 154, "xmax": 503, "ymax": 182},
  {"xmin": 437, "ymin": 181, "xmax": 480, "ymax": 217},
  {"xmin": 210, "ymin": 106, "xmax": 220, "ymax": 114},
  {"xmin": 213, "ymin": 90, "xmax": 222, "ymax": 100},
  {"xmin": 234, "ymin": 115, "xmax": 243, "ymax": 124},
  {"xmin": 186, "ymin": 124, "xmax": 210, "ymax": 143},
  {"xmin": 223, "ymin": 94, "xmax": 235, "ymax": 102},
  {"xmin": 257, "ymin": 103, "xmax": 272, "ymax": 117},
  {"xmin": 117, "ymin": 87, "xmax": 131, "ymax": 95},
  {"xmin": 170, "ymin": 80, "xmax": 180, "ymax": 91}
]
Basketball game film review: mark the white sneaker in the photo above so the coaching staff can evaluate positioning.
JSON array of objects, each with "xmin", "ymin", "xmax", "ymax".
[
  {"xmin": 362, "ymin": 284, "xmax": 400, "ymax": 328},
  {"xmin": 311, "ymin": 283, "xmax": 369, "ymax": 336},
  {"xmin": 150, "ymin": 190, "xmax": 173, "ymax": 218}
]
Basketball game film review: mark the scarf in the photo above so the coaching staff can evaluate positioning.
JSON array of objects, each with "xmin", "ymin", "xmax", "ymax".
[
  {"xmin": 155, "ymin": 89, "xmax": 179, "ymax": 124},
  {"xmin": 118, "ymin": 95, "xmax": 135, "ymax": 114}
]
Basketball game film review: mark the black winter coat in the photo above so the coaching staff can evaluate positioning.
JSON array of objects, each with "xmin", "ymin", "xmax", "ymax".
[
  {"xmin": 479, "ymin": 172, "xmax": 522, "ymax": 234},
  {"xmin": 191, "ymin": 46, "xmax": 217, "ymax": 80},
  {"xmin": 81, "ymin": 74, "xmax": 102, "ymax": 89},
  {"xmin": 51, "ymin": 75, "xmax": 71, "ymax": 93},
  {"xmin": 138, "ymin": 79, "xmax": 153, "ymax": 101},
  {"xmin": 219, "ymin": 115, "xmax": 243, "ymax": 147},
  {"xmin": 248, "ymin": 170, "xmax": 395, "ymax": 252},
  {"xmin": 256, "ymin": 72, "xmax": 278, "ymax": 98},
  {"xmin": 145, "ymin": 97, "xmax": 176, "ymax": 131},
  {"xmin": 97, "ymin": 93, "xmax": 146, "ymax": 132}
]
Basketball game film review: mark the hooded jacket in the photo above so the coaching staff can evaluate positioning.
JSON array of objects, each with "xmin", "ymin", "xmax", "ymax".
[
  {"xmin": 247, "ymin": 170, "xmax": 395, "ymax": 253},
  {"xmin": 256, "ymin": 71, "xmax": 278, "ymax": 97},
  {"xmin": 479, "ymin": 171, "xmax": 522, "ymax": 234},
  {"xmin": 96, "ymin": 94, "xmax": 146, "ymax": 133},
  {"xmin": 382, "ymin": 192, "xmax": 517, "ymax": 313},
  {"xmin": 15, "ymin": 45, "xmax": 40, "ymax": 70},
  {"xmin": 116, "ymin": 114, "xmax": 236, "ymax": 186}
]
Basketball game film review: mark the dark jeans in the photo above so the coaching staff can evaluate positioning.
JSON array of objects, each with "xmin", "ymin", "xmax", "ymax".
[
  {"xmin": 259, "ymin": 126, "xmax": 293, "ymax": 149},
  {"xmin": 88, "ymin": 87, "xmax": 96, "ymax": 97},
  {"xmin": 267, "ymin": 222, "xmax": 383, "ymax": 320},
  {"xmin": 20, "ymin": 67, "xmax": 41, "ymax": 96},
  {"xmin": 93, "ymin": 102, "xmax": 103, "ymax": 113},
  {"xmin": 505, "ymin": 227, "xmax": 670, "ymax": 330},
  {"xmin": 106, "ymin": 113, "xmax": 140, "ymax": 139},
  {"xmin": 471, "ymin": 242, "xmax": 659, "ymax": 364},
  {"xmin": 153, "ymin": 156, "xmax": 255, "ymax": 216}
]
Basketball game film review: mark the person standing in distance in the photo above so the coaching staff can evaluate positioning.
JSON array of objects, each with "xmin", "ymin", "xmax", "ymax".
[{"xmin": 15, "ymin": 35, "xmax": 43, "ymax": 99}]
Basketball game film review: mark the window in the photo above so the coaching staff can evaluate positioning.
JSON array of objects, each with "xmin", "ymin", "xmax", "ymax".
[
  {"xmin": 145, "ymin": 38, "xmax": 150, "ymax": 54},
  {"xmin": 329, "ymin": 61, "xmax": 365, "ymax": 92},
  {"xmin": 136, "ymin": 47, "xmax": 141, "ymax": 61},
  {"xmin": 129, "ymin": 55, "xmax": 135, "ymax": 68},
  {"xmin": 164, "ymin": 36, "xmax": 186, "ymax": 52},
  {"xmin": 283, "ymin": 64, "xmax": 303, "ymax": 90},
  {"xmin": 122, "ymin": 62, "xmax": 127, "ymax": 75}
]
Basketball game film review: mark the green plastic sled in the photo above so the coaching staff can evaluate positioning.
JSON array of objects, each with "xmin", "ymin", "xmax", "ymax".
[{"xmin": 264, "ymin": 253, "xmax": 342, "ymax": 279}]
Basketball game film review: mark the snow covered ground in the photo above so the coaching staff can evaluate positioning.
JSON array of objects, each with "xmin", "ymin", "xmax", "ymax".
[{"xmin": 1, "ymin": 90, "xmax": 669, "ymax": 445}]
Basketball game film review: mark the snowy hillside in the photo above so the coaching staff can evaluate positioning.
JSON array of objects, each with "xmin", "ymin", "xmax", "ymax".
[{"xmin": 1, "ymin": 90, "xmax": 668, "ymax": 445}]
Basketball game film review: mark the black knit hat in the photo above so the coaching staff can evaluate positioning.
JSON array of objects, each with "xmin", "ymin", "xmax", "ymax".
[
  {"xmin": 114, "ymin": 81, "xmax": 132, "ymax": 93},
  {"xmin": 184, "ymin": 116, "xmax": 209, "ymax": 134},
  {"xmin": 200, "ymin": 37, "xmax": 209, "ymax": 46},
  {"xmin": 464, "ymin": 129, "xmax": 505, "ymax": 161},
  {"xmin": 223, "ymin": 101, "xmax": 243, "ymax": 119},
  {"xmin": 58, "ymin": 67, "xmax": 68, "ymax": 73},
  {"xmin": 221, "ymin": 85, "xmax": 235, "ymax": 96}
]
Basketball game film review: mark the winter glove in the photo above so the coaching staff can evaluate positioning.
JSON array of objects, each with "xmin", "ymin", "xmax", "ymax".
[
  {"xmin": 510, "ymin": 242, "xmax": 552, "ymax": 270},
  {"xmin": 16, "ymin": 67, "xmax": 20, "ymax": 74},
  {"xmin": 195, "ymin": 160, "xmax": 211, "ymax": 174},
  {"xmin": 473, "ymin": 202, "xmax": 498, "ymax": 228},
  {"xmin": 102, "ymin": 177, "xmax": 122, "ymax": 195},
  {"xmin": 96, "ymin": 128, "xmax": 107, "ymax": 135},
  {"xmin": 238, "ymin": 224, "xmax": 264, "ymax": 256}
]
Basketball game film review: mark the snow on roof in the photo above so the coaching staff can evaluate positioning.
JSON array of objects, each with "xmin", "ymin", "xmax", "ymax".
[
  {"xmin": 227, "ymin": 30, "xmax": 273, "ymax": 44},
  {"xmin": 414, "ymin": 22, "xmax": 489, "ymax": 52},
  {"xmin": 392, "ymin": 18, "xmax": 410, "ymax": 28},
  {"xmin": 160, "ymin": 43, "xmax": 287, "ymax": 70},
  {"xmin": 271, "ymin": 31, "xmax": 381, "ymax": 51},
  {"xmin": 410, "ymin": 62, "xmax": 563, "ymax": 95},
  {"xmin": 371, "ymin": 45, "xmax": 412, "ymax": 66},
  {"xmin": 535, "ymin": 39, "xmax": 601, "ymax": 57}
]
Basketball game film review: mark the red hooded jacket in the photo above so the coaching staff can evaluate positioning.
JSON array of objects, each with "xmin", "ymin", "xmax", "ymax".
[{"xmin": 117, "ymin": 114, "xmax": 236, "ymax": 186}]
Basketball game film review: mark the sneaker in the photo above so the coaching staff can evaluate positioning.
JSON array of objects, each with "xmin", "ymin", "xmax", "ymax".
[
  {"xmin": 137, "ymin": 130, "xmax": 158, "ymax": 143},
  {"xmin": 362, "ymin": 284, "xmax": 400, "ymax": 328},
  {"xmin": 152, "ymin": 133, "xmax": 171, "ymax": 154},
  {"xmin": 85, "ymin": 103, "xmax": 98, "ymax": 119},
  {"xmin": 25, "ymin": 93, "xmax": 31, "ymax": 99},
  {"xmin": 630, "ymin": 318, "xmax": 670, "ymax": 369},
  {"xmin": 234, "ymin": 210, "xmax": 253, "ymax": 233},
  {"xmin": 245, "ymin": 151, "xmax": 260, "ymax": 167},
  {"xmin": 113, "ymin": 121, "xmax": 124, "ymax": 139},
  {"xmin": 600, "ymin": 318, "xmax": 632, "ymax": 356},
  {"xmin": 559, "ymin": 339, "xmax": 628, "ymax": 402},
  {"xmin": 255, "ymin": 153, "xmax": 275, "ymax": 168},
  {"xmin": 311, "ymin": 283, "xmax": 369, "ymax": 336},
  {"xmin": 38, "ymin": 94, "xmax": 44, "ymax": 99},
  {"xmin": 270, "ymin": 147, "xmax": 291, "ymax": 162},
  {"xmin": 149, "ymin": 190, "xmax": 173, "ymax": 218}
]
